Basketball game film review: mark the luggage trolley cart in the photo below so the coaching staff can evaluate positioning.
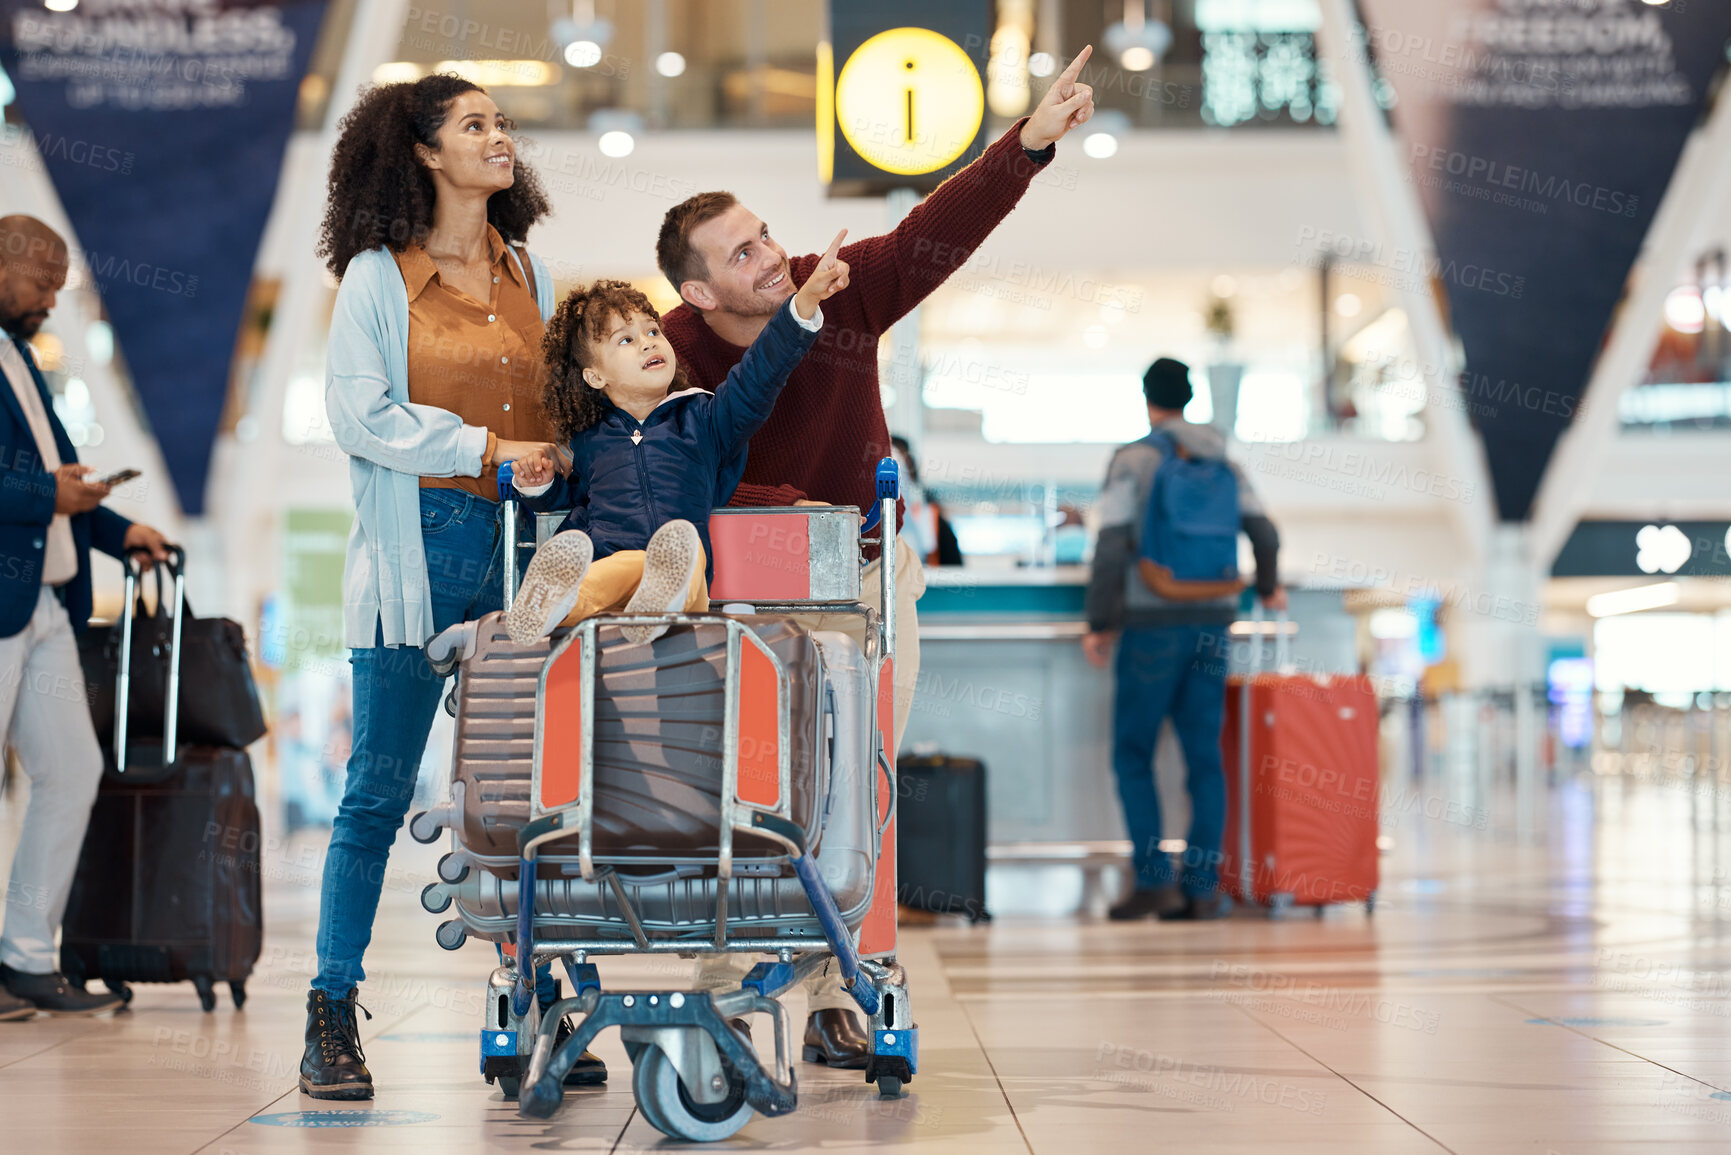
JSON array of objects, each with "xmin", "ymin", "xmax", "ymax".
[{"xmin": 411, "ymin": 459, "xmax": 916, "ymax": 1141}]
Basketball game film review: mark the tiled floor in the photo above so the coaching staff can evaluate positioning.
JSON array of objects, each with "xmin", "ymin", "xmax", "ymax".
[{"xmin": 5, "ymin": 773, "xmax": 1731, "ymax": 1152}]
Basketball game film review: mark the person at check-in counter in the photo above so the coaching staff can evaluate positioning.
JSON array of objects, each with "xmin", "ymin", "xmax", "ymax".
[
  {"xmin": 1083, "ymin": 357, "xmax": 1285, "ymax": 923},
  {"xmin": 655, "ymin": 47, "xmax": 1098, "ymax": 1069}
]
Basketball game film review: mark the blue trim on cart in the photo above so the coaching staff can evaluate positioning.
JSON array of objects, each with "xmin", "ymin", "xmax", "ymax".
[
  {"xmin": 741, "ymin": 961, "xmax": 797, "ymax": 998},
  {"xmin": 874, "ymin": 1026, "xmax": 918, "ymax": 1073}
]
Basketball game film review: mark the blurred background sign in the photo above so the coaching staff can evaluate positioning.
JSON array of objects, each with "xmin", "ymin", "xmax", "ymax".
[
  {"xmin": 822, "ymin": 0, "xmax": 991, "ymax": 196},
  {"xmin": 1354, "ymin": 0, "xmax": 1731, "ymax": 522},
  {"xmin": 0, "ymin": 0, "xmax": 329, "ymax": 516}
]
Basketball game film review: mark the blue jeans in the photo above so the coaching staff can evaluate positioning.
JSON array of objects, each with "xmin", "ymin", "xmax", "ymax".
[
  {"xmin": 314, "ymin": 488, "xmax": 554, "ymax": 1002},
  {"xmin": 1110, "ymin": 624, "xmax": 1229, "ymax": 897}
]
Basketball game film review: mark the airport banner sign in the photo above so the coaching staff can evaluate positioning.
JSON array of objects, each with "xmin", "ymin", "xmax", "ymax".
[
  {"xmin": 0, "ymin": 0, "xmax": 328, "ymax": 515},
  {"xmin": 1349, "ymin": 0, "xmax": 1731, "ymax": 521}
]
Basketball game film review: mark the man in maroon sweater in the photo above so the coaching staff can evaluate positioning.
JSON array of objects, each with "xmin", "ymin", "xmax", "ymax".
[{"xmin": 658, "ymin": 50, "xmax": 1096, "ymax": 1067}]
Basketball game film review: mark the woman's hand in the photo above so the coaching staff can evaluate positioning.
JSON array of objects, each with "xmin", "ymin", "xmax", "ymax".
[
  {"xmin": 489, "ymin": 438, "xmax": 556, "ymax": 467},
  {"xmin": 793, "ymin": 230, "xmax": 849, "ymax": 320}
]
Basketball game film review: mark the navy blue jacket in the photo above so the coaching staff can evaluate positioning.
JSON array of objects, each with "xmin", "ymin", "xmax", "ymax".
[
  {"xmin": 523, "ymin": 301, "xmax": 819, "ymax": 578},
  {"xmin": 0, "ymin": 336, "xmax": 131, "ymax": 638}
]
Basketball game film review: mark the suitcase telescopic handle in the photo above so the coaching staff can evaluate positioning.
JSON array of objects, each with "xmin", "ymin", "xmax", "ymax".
[
  {"xmin": 114, "ymin": 544, "xmax": 186, "ymax": 772},
  {"xmin": 1238, "ymin": 600, "xmax": 1292, "ymax": 902},
  {"xmin": 497, "ymin": 460, "xmax": 520, "ymax": 611}
]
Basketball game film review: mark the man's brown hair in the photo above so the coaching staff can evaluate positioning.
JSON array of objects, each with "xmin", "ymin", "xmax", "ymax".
[{"xmin": 656, "ymin": 190, "xmax": 738, "ymax": 302}]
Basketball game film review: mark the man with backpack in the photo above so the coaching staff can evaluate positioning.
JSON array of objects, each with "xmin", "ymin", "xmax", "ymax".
[{"xmin": 1083, "ymin": 357, "xmax": 1284, "ymax": 921}]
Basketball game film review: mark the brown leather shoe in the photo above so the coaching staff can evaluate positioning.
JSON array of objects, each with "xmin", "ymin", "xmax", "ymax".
[
  {"xmin": 801, "ymin": 1008, "xmax": 871, "ymax": 1069},
  {"xmin": 0, "ymin": 986, "xmax": 35, "ymax": 1022}
]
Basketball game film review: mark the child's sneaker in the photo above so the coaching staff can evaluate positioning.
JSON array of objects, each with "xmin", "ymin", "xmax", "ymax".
[
  {"xmin": 505, "ymin": 530, "xmax": 594, "ymax": 645},
  {"xmin": 621, "ymin": 520, "xmax": 701, "ymax": 644}
]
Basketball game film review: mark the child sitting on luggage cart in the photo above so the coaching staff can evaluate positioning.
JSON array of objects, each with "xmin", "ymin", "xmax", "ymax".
[{"xmin": 507, "ymin": 231, "xmax": 849, "ymax": 643}]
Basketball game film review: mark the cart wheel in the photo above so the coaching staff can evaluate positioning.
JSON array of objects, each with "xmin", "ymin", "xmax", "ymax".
[
  {"xmin": 61, "ymin": 952, "xmax": 87, "ymax": 990},
  {"xmin": 421, "ymin": 882, "xmax": 453, "ymax": 914},
  {"xmin": 111, "ymin": 982, "xmax": 133, "ymax": 1005},
  {"xmin": 498, "ymin": 1075, "xmax": 520, "ymax": 1100},
  {"xmin": 193, "ymin": 975, "xmax": 217, "ymax": 1013},
  {"xmin": 632, "ymin": 1045, "xmax": 752, "ymax": 1142},
  {"xmin": 1365, "ymin": 892, "xmax": 1377, "ymax": 916},
  {"xmin": 408, "ymin": 810, "xmax": 442, "ymax": 844},
  {"xmin": 230, "ymin": 981, "xmax": 247, "ymax": 1009},
  {"xmin": 1314, "ymin": 904, "xmax": 1325, "ymax": 919},
  {"xmin": 876, "ymin": 1075, "xmax": 904, "ymax": 1098}
]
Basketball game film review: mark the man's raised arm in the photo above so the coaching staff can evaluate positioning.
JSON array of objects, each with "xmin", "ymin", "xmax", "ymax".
[{"xmin": 839, "ymin": 45, "xmax": 1096, "ymax": 335}]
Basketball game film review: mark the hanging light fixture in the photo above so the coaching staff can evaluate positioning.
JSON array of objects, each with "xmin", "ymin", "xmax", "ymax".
[
  {"xmin": 553, "ymin": 0, "xmax": 613, "ymax": 70},
  {"xmin": 1104, "ymin": 0, "xmax": 1172, "ymax": 72}
]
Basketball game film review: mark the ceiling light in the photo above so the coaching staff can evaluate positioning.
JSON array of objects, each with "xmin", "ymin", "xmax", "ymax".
[
  {"xmin": 1082, "ymin": 132, "xmax": 1118, "ymax": 158},
  {"xmin": 1586, "ymin": 581, "xmax": 1681, "ymax": 618},
  {"xmin": 1635, "ymin": 523, "xmax": 1691, "ymax": 574},
  {"xmin": 1119, "ymin": 45, "xmax": 1156, "ymax": 71},
  {"xmin": 656, "ymin": 51, "xmax": 686, "ymax": 77},
  {"xmin": 1029, "ymin": 52, "xmax": 1056, "ymax": 77},
  {"xmin": 590, "ymin": 109, "xmax": 642, "ymax": 158},
  {"xmin": 564, "ymin": 40, "xmax": 603, "ymax": 68},
  {"xmin": 372, "ymin": 62, "xmax": 424, "ymax": 85},
  {"xmin": 1081, "ymin": 108, "xmax": 1130, "ymax": 159},
  {"xmin": 1335, "ymin": 292, "xmax": 1363, "ymax": 317},
  {"xmin": 1664, "ymin": 285, "xmax": 1705, "ymax": 333},
  {"xmin": 1105, "ymin": 1, "xmax": 1173, "ymax": 71},
  {"xmin": 45, "ymin": 0, "xmax": 78, "ymax": 10}
]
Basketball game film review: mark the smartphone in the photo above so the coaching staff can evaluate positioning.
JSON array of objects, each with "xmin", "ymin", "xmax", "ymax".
[{"xmin": 97, "ymin": 467, "xmax": 141, "ymax": 487}]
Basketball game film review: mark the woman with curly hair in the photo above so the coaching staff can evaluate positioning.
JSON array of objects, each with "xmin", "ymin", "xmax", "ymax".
[{"xmin": 302, "ymin": 73, "xmax": 597, "ymax": 1101}]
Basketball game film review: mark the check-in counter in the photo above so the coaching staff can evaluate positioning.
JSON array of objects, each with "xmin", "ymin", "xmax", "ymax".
[
  {"xmin": 902, "ymin": 567, "xmax": 1122, "ymax": 848},
  {"xmin": 900, "ymin": 568, "xmax": 1358, "ymax": 915}
]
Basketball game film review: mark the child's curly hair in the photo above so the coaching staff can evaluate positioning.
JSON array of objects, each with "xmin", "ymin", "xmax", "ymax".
[{"xmin": 541, "ymin": 279, "xmax": 688, "ymax": 442}]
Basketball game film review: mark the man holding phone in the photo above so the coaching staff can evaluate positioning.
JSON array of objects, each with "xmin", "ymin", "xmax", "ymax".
[{"xmin": 0, "ymin": 215, "xmax": 170, "ymax": 1017}]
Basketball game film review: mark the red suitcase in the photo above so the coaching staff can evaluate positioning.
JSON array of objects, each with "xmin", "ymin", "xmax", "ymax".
[{"xmin": 1220, "ymin": 668, "xmax": 1379, "ymax": 911}]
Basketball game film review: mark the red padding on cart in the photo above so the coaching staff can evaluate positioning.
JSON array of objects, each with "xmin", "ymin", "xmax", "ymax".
[
  {"xmin": 708, "ymin": 512, "xmax": 810, "ymax": 600},
  {"xmin": 859, "ymin": 658, "xmax": 897, "ymax": 958},
  {"xmin": 736, "ymin": 641, "xmax": 781, "ymax": 808},
  {"xmin": 540, "ymin": 638, "xmax": 584, "ymax": 811}
]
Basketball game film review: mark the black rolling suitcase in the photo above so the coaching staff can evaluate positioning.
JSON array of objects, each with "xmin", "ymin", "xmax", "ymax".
[
  {"xmin": 896, "ymin": 754, "xmax": 990, "ymax": 923},
  {"xmin": 61, "ymin": 551, "xmax": 264, "ymax": 1011}
]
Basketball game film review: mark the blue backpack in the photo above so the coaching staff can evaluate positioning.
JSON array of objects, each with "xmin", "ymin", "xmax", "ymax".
[{"xmin": 1138, "ymin": 429, "xmax": 1241, "ymax": 584}]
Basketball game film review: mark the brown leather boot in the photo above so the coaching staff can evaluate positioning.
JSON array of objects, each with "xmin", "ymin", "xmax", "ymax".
[{"xmin": 802, "ymin": 1008, "xmax": 871, "ymax": 1069}]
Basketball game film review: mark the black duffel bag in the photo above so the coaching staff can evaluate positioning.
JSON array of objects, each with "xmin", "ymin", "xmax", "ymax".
[{"xmin": 80, "ymin": 546, "xmax": 267, "ymax": 751}]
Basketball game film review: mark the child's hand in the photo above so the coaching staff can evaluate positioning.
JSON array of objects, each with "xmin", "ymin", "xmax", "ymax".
[
  {"xmin": 793, "ymin": 229, "xmax": 849, "ymax": 320},
  {"xmin": 512, "ymin": 447, "xmax": 556, "ymax": 488}
]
